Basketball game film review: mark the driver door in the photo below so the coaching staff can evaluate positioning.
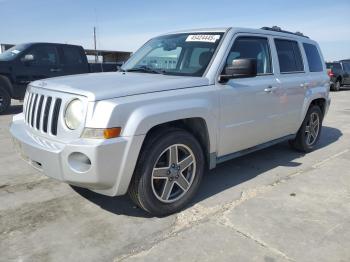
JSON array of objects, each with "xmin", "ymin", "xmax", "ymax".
[
  {"xmin": 15, "ymin": 44, "xmax": 62, "ymax": 90},
  {"xmin": 217, "ymin": 35, "xmax": 289, "ymax": 157}
]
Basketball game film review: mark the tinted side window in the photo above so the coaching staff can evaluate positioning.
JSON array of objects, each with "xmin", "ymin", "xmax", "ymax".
[
  {"xmin": 303, "ymin": 43, "xmax": 323, "ymax": 72},
  {"xmin": 226, "ymin": 37, "xmax": 272, "ymax": 74},
  {"xmin": 343, "ymin": 62, "xmax": 350, "ymax": 72},
  {"xmin": 275, "ymin": 39, "xmax": 304, "ymax": 73},
  {"xmin": 63, "ymin": 46, "xmax": 84, "ymax": 65},
  {"xmin": 27, "ymin": 45, "xmax": 58, "ymax": 66}
]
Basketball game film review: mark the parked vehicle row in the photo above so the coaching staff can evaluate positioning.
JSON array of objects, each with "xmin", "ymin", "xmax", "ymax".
[
  {"xmin": 0, "ymin": 43, "xmax": 122, "ymax": 113},
  {"xmin": 326, "ymin": 60, "xmax": 350, "ymax": 91},
  {"xmin": 10, "ymin": 26, "xmax": 330, "ymax": 215}
]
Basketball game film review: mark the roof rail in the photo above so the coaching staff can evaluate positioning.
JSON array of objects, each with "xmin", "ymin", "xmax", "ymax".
[{"xmin": 261, "ymin": 26, "xmax": 309, "ymax": 38}]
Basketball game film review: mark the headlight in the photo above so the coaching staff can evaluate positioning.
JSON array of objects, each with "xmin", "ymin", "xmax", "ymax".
[{"xmin": 64, "ymin": 99, "xmax": 83, "ymax": 130}]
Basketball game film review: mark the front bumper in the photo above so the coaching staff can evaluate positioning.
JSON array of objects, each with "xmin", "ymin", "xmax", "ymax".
[{"xmin": 10, "ymin": 113, "xmax": 144, "ymax": 196}]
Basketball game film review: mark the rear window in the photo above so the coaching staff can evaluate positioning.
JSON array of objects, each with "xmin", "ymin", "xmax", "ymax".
[
  {"xmin": 303, "ymin": 43, "xmax": 323, "ymax": 72},
  {"xmin": 275, "ymin": 39, "xmax": 304, "ymax": 73},
  {"xmin": 326, "ymin": 63, "xmax": 342, "ymax": 70},
  {"xmin": 63, "ymin": 46, "xmax": 84, "ymax": 65}
]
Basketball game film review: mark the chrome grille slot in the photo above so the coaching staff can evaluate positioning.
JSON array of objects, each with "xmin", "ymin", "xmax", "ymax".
[
  {"xmin": 51, "ymin": 98, "xmax": 62, "ymax": 135},
  {"xmin": 43, "ymin": 97, "xmax": 52, "ymax": 133},
  {"xmin": 36, "ymin": 95, "xmax": 44, "ymax": 130},
  {"xmin": 30, "ymin": 94, "xmax": 38, "ymax": 127}
]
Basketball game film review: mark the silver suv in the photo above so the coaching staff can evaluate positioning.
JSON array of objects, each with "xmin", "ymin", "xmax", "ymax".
[{"xmin": 10, "ymin": 26, "xmax": 330, "ymax": 216}]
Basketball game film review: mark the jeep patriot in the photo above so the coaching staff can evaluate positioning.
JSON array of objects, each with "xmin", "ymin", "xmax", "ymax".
[{"xmin": 10, "ymin": 26, "xmax": 330, "ymax": 216}]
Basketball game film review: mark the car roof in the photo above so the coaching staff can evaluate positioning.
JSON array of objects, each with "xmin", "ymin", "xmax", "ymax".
[
  {"xmin": 162, "ymin": 27, "xmax": 315, "ymax": 42},
  {"xmin": 23, "ymin": 42, "xmax": 82, "ymax": 48}
]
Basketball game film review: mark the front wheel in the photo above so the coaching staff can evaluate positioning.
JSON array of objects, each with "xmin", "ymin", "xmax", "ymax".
[
  {"xmin": 0, "ymin": 87, "xmax": 11, "ymax": 114},
  {"xmin": 289, "ymin": 105, "xmax": 323, "ymax": 153},
  {"xmin": 128, "ymin": 128, "xmax": 204, "ymax": 216}
]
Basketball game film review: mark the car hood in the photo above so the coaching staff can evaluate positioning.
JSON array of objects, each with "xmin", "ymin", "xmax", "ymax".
[{"xmin": 30, "ymin": 72, "xmax": 209, "ymax": 101}]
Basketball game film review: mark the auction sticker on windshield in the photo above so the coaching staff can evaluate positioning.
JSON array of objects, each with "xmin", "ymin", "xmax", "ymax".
[{"xmin": 186, "ymin": 35, "xmax": 221, "ymax": 43}]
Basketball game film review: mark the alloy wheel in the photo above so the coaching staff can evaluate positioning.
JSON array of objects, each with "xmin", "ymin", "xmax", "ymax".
[
  {"xmin": 305, "ymin": 112, "xmax": 320, "ymax": 146},
  {"xmin": 151, "ymin": 144, "xmax": 196, "ymax": 203}
]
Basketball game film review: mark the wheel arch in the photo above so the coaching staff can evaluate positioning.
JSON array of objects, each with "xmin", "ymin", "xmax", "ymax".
[
  {"xmin": 141, "ymin": 118, "xmax": 211, "ymax": 169},
  {"xmin": 0, "ymin": 75, "xmax": 13, "ymax": 97}
]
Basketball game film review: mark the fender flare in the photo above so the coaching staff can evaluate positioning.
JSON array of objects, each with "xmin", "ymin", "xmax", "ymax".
[
  {"xmin": 0, "ymin": 75, "xmax": 13, "ymax": 97},
  {"xmin": 300, "ymin": 91, "xmax": 328, "ymax": 125},
  {"xmin": 122, "ymin": 98, "xmax": 218, "ymax": 153}
]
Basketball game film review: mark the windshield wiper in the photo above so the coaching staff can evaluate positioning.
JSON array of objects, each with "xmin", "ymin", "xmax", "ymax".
[{"xmin": 125, "ymin": 66, "xmax": 166, "ymax": 74}]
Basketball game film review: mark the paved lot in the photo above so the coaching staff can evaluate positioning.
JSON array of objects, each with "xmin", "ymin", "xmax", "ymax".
[{"xmin": 1, "ymin": 90, "xmax": 350, "ymax": 262}]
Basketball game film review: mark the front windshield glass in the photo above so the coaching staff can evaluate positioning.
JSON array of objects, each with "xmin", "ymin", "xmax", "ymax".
[
  {"xmin": 122, "ymin": 32, "xmax": 224, "ymax": 77},
  {"xmin": 0, "ymin": 44, "xmax": 29, "ymax": 61}
]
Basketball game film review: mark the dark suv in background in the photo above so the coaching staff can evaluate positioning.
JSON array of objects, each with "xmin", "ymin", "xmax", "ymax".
[
  {"xmin": 326, "ymin": 60, "xmax": 350, "ymax": 91},
  {"xmin": 0, "ymin": 43, "xmax": 122, "ymax": 113}
]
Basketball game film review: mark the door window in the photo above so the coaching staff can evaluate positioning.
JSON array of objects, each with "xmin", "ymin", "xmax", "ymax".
[
  {"xmin": 303, "ymin": 43, "xmax": 323, "ymax": 72},
  {"xmin": 225, "ymin": 37, "xmax": 272, "ymax": 75},
  {"xmin": 26, "ymin": 45, "xmax": 58, "ymax": 66},
  {"xmin": 275, "ymin": 39, "xmax": 304, "ymax": 73},
  {"xmin": 343, "ymin": 62, "xmax": 350, "ymax": 72},
  {"xmin": 63, "ymin": 46, "xmax": 84, "ymax": 65}
]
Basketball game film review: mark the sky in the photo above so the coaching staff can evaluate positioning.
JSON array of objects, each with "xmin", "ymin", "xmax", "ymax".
[{"xmin": 0, "ymin": 0, "xmax": 349, "ymax": 61}]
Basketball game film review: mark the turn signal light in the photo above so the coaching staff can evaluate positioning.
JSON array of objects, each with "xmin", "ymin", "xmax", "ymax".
[
  {"xmin": 81, "ymin": 127, "xmax": 122, "ymax": 139},
  {"xmin": 103, "ymin": 127, "xmax": 122, "ymax": 139}
]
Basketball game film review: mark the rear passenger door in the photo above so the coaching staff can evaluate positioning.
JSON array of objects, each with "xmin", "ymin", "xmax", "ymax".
[
  {"xmin": 273, "ymin": 38, "xmax": 307, "ymax": 133},
  {"xmin": 59, "ymin": 46, "xmax": 89, "ymax": 76}
]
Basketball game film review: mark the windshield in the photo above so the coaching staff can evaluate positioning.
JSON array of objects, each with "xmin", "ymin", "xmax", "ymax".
[
  {"xmin": 0, "ymin": 44, "xmax": 30, "ymax": 61},
  {"xmin": 122, "ymin": 32, "xmax": 224, "ymax": 77}
]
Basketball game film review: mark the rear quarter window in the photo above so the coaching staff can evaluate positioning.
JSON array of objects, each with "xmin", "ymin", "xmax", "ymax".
[
  {"xmin": 303, "ymin": 43, "xmax": 323, "ymax": 72},
  {"xmin": 275, "ymin": 39, "xmax": 304, "ymax": 73}
]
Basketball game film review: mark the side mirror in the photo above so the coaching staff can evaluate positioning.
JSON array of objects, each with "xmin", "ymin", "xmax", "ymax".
[
  {"xmin": 219, "ymin": 58, "xmax": 257, "ymax": 83},
  {"xmin": 21, "ymin": 54, "xmax": 34, "ymax": 63}
]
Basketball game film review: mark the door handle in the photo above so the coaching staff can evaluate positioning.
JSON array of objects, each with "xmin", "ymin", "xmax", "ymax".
[
  {"xmin": 50, "ymin": 68, "xmax": 62, "ymax": 72},
  {"xmin": 300, "ymin": 83, "xmax": 310, "ymax": 88},
  {"xmin": 264, "ymin": 86, "xmax": 278, "ymax": 93}
]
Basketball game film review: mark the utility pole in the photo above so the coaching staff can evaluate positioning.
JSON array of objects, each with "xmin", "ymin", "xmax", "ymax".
[{"xmin": 94, "ymin": 26, "xmax": 98, "ymax": 63}]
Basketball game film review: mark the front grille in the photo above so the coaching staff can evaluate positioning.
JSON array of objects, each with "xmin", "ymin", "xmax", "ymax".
[{"xmin": 24, "ymin": 91, "xmax": 62, "ymax": 136}]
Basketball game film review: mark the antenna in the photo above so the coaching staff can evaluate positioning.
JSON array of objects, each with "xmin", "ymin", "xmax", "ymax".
[{"xmin": 94, "ymin": 26, "xmax": 98, "ymax": 63}]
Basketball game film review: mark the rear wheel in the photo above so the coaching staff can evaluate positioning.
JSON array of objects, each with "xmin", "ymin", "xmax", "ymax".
[
  {"xmin": 289, "ymin": 105, "xmax": 323, "ymax": 153},
  {"xmin": 128, "ymin": 128, "xmax": 204, "ymax": 216},
  {"xmin": 334, "ymin": 80, "xmax": 341, "ymax": 91},
  {"xmin": 0, "ymin": 87, "xmax": 11, "ymax": 114}
]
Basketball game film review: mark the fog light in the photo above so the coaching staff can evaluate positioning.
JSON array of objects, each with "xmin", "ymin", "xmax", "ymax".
[{"xmin": 68, "ymin": 152, "xmax": 91, "ymax": 173}]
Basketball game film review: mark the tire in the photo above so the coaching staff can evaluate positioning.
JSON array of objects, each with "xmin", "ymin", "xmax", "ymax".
[
  {"xmin": 289, "ymin": 105, "xmax": 323, "ymax": 153},
  {"xmin": 0, "ymin": 87, "xmax": 11, "ymax": 114},
  {"xmin": 334, "ymin": 80, "xmax": 341, "ymax": 91},
  {"xmin": 128, "ymin": 128, "xmax": 205, "ymax": 216}
]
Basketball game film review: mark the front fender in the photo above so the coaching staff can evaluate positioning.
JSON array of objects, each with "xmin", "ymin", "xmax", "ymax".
[{"xmin": 122, "ymin": 98, "xmax": 218, "ymax": 153}]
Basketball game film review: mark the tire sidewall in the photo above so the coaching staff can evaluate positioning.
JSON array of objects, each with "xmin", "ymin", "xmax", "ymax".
[
  {"xmin": 335, "ymin": 81, "xmax": 341, "ymax": 91},
  {"xmin": 137, "ymin": 130, "xmax": 204, "ymax": 216},
  {"xmin": 299, "ymin": 106, "xmax": 323, "ymax": 152}
]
